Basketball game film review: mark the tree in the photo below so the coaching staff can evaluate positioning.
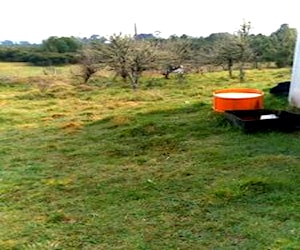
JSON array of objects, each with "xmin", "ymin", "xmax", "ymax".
[
  {"xmin": 270, "ymin": 24, "xmax": 297, "ymax": 68},
  {"xmin": 102, "ymin": 34, "xmax": 131, "ymax": 81},
  {"xmin": 163, "ymin": 37, "xmax": 192, "ymax": 65},
  {"xmin": 77, "ymin": 44, "xmax": 103, "ymax": 84},
  {"xmin": 42, "ymin": 36, "xmax": 82, "ymax": 53},
  {"xmin": 235, "ymin": 20, "xmax": 253, "ymax": 82},
  {"xmin": 206, "ymin": 33, "xmax": 240, "ymax": 77},
  {"xmin": 102, "ymin": 34, "xmax": 157, "ymax": 89},
  {"xmin": 156, "ymin": 37, "xmax": 193, "ymax": 78},
  {"xmin": 249, "ymin": 34, "xmax": 273, "ymax": 68},
  {"xmin": 126, "ymin": 40, "xmax": 157, "ymax": 89}
]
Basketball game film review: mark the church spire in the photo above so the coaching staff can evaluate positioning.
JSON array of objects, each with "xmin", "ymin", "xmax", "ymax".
[{"xmin": 134, "ymin": 23, "xmax": 137, "ymax": 37}]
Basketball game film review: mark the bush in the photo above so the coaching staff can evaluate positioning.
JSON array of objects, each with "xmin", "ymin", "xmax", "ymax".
[{"xmin": 27, "ymin": 52, "xmax": 78, "ymax": 66}]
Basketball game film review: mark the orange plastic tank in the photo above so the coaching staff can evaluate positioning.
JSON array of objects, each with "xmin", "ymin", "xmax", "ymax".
[{"xmin": 213, "ymin": 88, "xmax": 264, "ymax": 112}]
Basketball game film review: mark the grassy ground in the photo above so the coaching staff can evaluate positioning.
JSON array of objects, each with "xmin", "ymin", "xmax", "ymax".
[{"xmin": 0, "ymin": 63, "xmax": 299, "ymax": 249}]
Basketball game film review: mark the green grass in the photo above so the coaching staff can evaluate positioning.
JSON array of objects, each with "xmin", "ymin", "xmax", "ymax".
[{"xmin": 0, "ymin": 63, "xmax": 299, "ymax": 249}]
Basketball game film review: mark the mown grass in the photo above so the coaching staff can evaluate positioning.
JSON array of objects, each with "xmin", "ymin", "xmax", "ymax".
[{"xmin": 0, "ymin": 63, "xmax": 300, "ymax": 249}]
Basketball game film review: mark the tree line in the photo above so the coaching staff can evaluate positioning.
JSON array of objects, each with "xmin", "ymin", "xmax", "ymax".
[{"xmin": 0, "ymin": 22, "xmax": 297, "ymax": 86}]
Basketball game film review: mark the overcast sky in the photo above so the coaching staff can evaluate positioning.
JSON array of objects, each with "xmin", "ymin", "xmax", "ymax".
[{"xmin": 1, "ymin": 0, "xmax": 298, "ymax": 43}]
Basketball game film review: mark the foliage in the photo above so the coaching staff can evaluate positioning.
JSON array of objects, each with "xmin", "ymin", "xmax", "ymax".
[
  {"xmin": 0, "ymin": 46, "xmax": 78, "ymax": 66},
  {"xmin": 235, "ymin": 20, "xmax": 253, "ymax": 82},
  {"xmin": 101, "ymin": 34, "xmax": 158, "ymax": 89},
  {"xmin": 42, "ymin": 36, "xmax": 82, "ymax": 53},
  {"xmin": 101, "ymin": 34, "xmax": 132, "ymax": 81},
  {"xmin": 160, "ymin": 37, "xmax": 193, "ymax": 66},
  {"xmin": 0, "ymin": 47, "xmax": 35, "ymax": 62},
  {"xmin": 27, "ymin": 52, "xmax": 78, "ymax": 66},
  {"xmin": 125, "ymin": 39, "xmax": 157, "ymax": 89},
  {"xmin": 76, "ymin": 44, "xmax": 104, "ymax": 84},
  {"xmin": 0, "ymin": 23, "xmax": 297, "ymax": 71},
  {"xmin": 270, "ymin": 24, "xmax": 297, "ymax": 68},
  {"xmin": 206, "ymin": 33, "xmax": 239, "ymax": 77}
]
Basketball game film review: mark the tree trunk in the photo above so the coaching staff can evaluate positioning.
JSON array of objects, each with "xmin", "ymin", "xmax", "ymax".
[
  {"xmin": 227, "ymin": 58, "xmax": 233, "ymax": 78},
  {"xmin": 229, "ymin": 67, "xmax": 233, "ymax": 78},
  {"xmin": 239, "ymin": 63, "xmax": 245, "ymax": 82},
  {"xmin": 129, "ymin": 70, "xmax": 139, "ymax": 90}
]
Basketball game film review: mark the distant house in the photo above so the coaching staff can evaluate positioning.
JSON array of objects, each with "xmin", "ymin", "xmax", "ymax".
[
  {"xmin": 134, "ymin": 33, "xmax": 155, "ymax": 40},
  {"xmin": 133, "ymin": 23, "xmax": 155, "ymax": 40}
]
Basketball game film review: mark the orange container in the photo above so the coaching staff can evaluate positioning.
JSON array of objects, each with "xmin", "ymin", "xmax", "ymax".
[{"xmin": 213, "ymin": 88, "xmax": 264, "ymax": 112}]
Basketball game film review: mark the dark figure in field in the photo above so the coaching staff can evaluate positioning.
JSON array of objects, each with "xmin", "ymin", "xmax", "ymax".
[
  {"xmin": 162, "ymin": 65, "xmax": 184, "ymax": 79},
  {"xmin": 269, "ymin": 81, "xmax": 290, "ymax": 96}
]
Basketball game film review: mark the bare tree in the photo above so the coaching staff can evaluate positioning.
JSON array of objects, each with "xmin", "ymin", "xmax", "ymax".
[
  {"xmin": 236, "ymin": 20, "xmax": 253, "ymax": 82},
  {"xmin": 102, "ymin": 34, "xmax": 157, "ymax": 89},
  {"xmin": 102, "ymin": 34, "xmax": 131, "ymax": 82},
  {"xmin": 78, "ymin": 44, "xmax": 103, "ymax": 84},
  {"xmin": 126, "ymin": 40, "xmax": 157, "ymax": 89},
  {"xmin": 212, "ymin": 35, "xmax": 240, "ymax": 78},
  {"xmin": 157, "ymin": 38, "xmax": 192, "ymax": 78}
]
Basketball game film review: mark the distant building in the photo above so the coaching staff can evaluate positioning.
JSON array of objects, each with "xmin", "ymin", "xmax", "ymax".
[
  {"xmin": 133, "ymin": 23, "xmax": 155, "ymax": 40},
  {"xmin": 134, "ymin": 33, "xmax": 155, "ymax": 40}
]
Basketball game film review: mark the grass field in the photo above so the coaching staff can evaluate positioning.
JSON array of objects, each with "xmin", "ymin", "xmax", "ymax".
[{"xmin": 0, "ymin": 63, "xmax": 299, "ymax": 249}]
